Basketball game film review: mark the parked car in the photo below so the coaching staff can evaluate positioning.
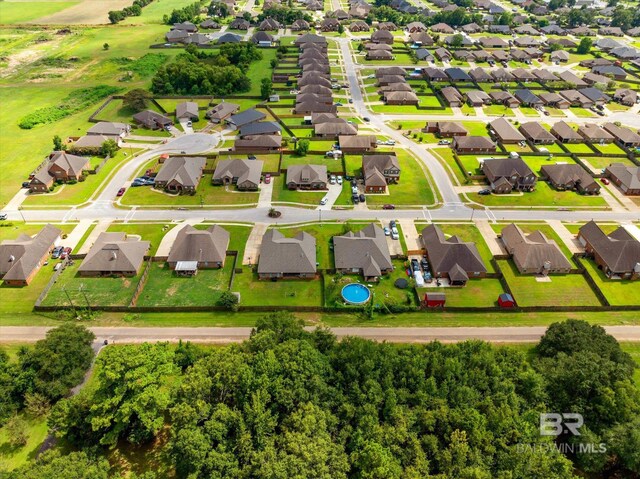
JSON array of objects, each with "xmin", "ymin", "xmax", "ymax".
[
  {"xmin": 264, "ymin": 173, "xmax": 271, "ymax": 184},
  {"xmin": 337, "ymin": 176, "xmax": 343, "ymax": 185},
  {"xmin": 363, "ymin": 117, "xmax": 370, "ymax": 122},
  {"xmin": 352, "ymin": 194, "xmax": 359, "ymax": 204},
  {"xmin": 60, "ymin": 247, "xmax": 72, "ymax": 260},
  {"xmin": 411, "ymin": 259, "xmax": 420, "ymax": 272},
  {"xmin": 320, "ymin": 197, "xmax": 328, "ymax": 205},
  {"xmin": 437, "ymin": 139, "xmax": 451, "ymax": 145},
  {"xmin": 385, "ymin": 140, "xmax": 395, "ymax": 146},
  {"xmin": 391, "ymin": 226, "xmax": 399, "ymax": 237},
  {"xmin": 0, "ymin": 213, "xmax": 7, "ymax": 221},
  {"xmin": 359, "ymin": 194, "xmax": 365, "ymax": 203},
  {"xmin": 117, "ymin": 187, "xmax": 126, "ymax": 197},
  {"xmin": 334, "ymin": 102, "xmax": 343, "ymax": 107},
  {"xmin": 348, "ymin": 99, "xmax": 353, "ymax": 104},
  {"xmin": 391, "ymin": 230, "xmax": 399, "ymax": 240},
  {"xmin": 248, "ymin": 154, "xmax": 257, "ymax": 160},
  {"xmin": 22, "ymin": 181, "xmax": 30, "ymax": 188},
  {"xmin": 384, "ymin": 227, "xmax": 391, "ymax": 236},
  {"xmin": 390, "ymin": 220, "xmax": 396, "ymax": 228},
  {"xmin": 52, "ymin": 246, "xmax": 64, "ymax": 259},
  {"xmin": 132, "ymin": 179, "xmax": 145, "ymax": 187},
  {"xmin": 601, "ymin": 178, "xmax": 610, "ymax": 185},
  {"xmin": 478, "ymin": 189, "xmax": 491, "ymax": 195},
  {"xmin": 330, "ymin": 175, "xmax": 336, "ymax": 184},
  {"xmin": 420, "ymin": 258, "xmax": 429, "ymax": 270},
  {"xmin": 351, "ymin": 186, "xmax": 358, "ymax": 194},
  {"xmin": 382, "ymin": 204, "xmax": 395, "ymax": 210},
  {"xmin": 186, "ymin": 121, "xmax": 193, "ymax": 127}
]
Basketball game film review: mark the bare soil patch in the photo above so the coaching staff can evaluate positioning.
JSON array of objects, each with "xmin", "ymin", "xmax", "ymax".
[{"xmin": 29, "ymin": 0, "xmax": 134, "ymax": 25}]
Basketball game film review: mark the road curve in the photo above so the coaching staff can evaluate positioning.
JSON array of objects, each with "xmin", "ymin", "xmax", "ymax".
[{"xmin": 2, "ymin": 326, "xmax": 640, "ymax": 344}]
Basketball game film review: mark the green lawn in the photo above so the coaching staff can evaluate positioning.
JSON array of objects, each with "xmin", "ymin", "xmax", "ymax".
[
  {"xmin": 105, "ymin": 222, "xmax": 168, "ymax": 256},
  {"xmin": 581, "ymin": 155, "xmax": 635, "ymax": 171},
  {"xmin": 137, "ymin": 261, "xmax": 234, "ymax": 307},
  {"xmin": 591, "ymin": 143, "xmax": 627, "ymax": 155},
  {"xmin": 271, "ymin": 176, "xmax": 326, "ymax": 206},
  {"xmin": 581, "ymin": 258, "xmax": 640, "ymax": 307},
  {"xmin": 563, "ymin": 223, "xmax": 619, "ymax": 235},
  {"xmin": 120, "ymin": 175, "xmax": 260, "ymax": 207},
  {"xmin": 0, "ymin": 414, "xmax": 49, "ymax": 471},
  {"xmin": 572, "ymin": 108, "xmax": 596, "ymax": 118},
  {"xmin": 431, "ymin": 147, "xmax": 468, "ymax": 185},
  {"xmin": 563, "ymin": 143, "xmax": 595, "ymax": 154},
  {"xmin": 281, "ymin": 152, "xmax": 345, "ymax": 171},
  {"xmin": 483, "ymin": 105, "xmax": 515, "ymax": 117},
  {"xmin": 468, "ymin": 181, "xmax": 608, "ymax": 208},
  {"xmin": 418, "ymin": 279, "xmax": 506, "ymax": 307},
  {"xmin": 0, "ymin": 2, "xmax": 78, "ymax": 24},
  {"xmin": 520, "ymin": 107, "xmax": 541, "ymax": 117},
  {"xmin": 41, "ymin": 261, "xmax": 141, "ymax": 308},
  {"xmin": 232, "ymin": 271, "xmax": 323, "ymax": 306},
  {"xmin": 498, "ymin": 260, "xmax": 601, "ymax": 307}
]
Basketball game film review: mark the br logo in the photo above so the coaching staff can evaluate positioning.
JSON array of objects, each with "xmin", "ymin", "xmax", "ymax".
[{"xmin": 540, "ymin": 413, "xmax": 584, "ymax": 436}]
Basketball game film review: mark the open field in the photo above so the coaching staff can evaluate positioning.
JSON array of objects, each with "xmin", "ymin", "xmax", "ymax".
[
  {"xmin": 26, "ymin": 0, "xmax": 134, "ymax": 24},
  {"xmin": 0, "ymin": 1, "xmax": 79, "ymax": 24}
]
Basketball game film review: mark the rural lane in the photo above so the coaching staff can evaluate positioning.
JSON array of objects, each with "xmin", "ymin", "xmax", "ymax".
[{"xmin": 2, "ymin": 326, "xmax": 640, "ymax": 343}]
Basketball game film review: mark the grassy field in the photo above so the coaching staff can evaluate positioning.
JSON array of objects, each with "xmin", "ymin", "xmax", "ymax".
[
  {"xmin": 137, "ymin": 261, "xmax": 234, "ymax": 307},
  {"xmin": 418, "ymin": 279, "xmax": 506, "ymax": 307},
  {"xmin": 581, "ymin": 258, "xmax": 640, "ymax": 306},
  {"xmin": 0, "ymin": 1, "xmax": 78, "ymax": 24},
  {"xmin": 271, "ymin": 176, "xmax": 326, "ymax": 206},
  {"xmin": 105, "ymin": 222, "xmax": 169, "ymax": 256},
  {"xmin": 232, "ymin": 271, "xmax": 323, "ymax": 306},
  {"xmin": 498, "ymin": 260, "xmax": 601, "ymax": 307},
  {"xmin": 0, "ymin": 414, "xmax": 48, "ymax": 471}
]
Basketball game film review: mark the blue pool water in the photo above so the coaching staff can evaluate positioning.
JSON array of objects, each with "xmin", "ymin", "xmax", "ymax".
[{"xmin": 341, "ymin": 283, "xmax": 371, "ymax": 305}]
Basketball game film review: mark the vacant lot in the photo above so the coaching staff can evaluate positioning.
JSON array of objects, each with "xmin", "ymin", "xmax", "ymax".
[
  {"xmin": 27, "ymin": 0, "xmax": 134, "ymax": 24},
  {"xmin": 498, "ymin": 260, "xmax": 601, "ymax": 307},
  {"xmin": 0, "ymin": 1, "xmax": 78, "ymax": 24}
]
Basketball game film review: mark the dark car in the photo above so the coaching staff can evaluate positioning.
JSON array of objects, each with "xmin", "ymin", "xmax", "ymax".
[
  {"xmin": 0, "ymin": 213, "xmax": 7, "ymax": 221},
  {"xmin": 382, "ymin": 204, "xmax": 395, "ymax": 210},
  {"xmin": 411, "ymin": 259, "xmax": 420, "ymax": 272},
  {"xmin": 352, "ymin": 194, "xmax": 359, "ymax": 204},
  {"xmin": 363, "ymin": 117, "xmax": 370, "ymax": 122},
  {"xmin": 478, "ymin": 189, "xmax": 491, "ymax": 195},
  {"xmin": 390, "ymin": 220, "xmax": 396, "ymax": 228},
  {"xmin": 52, "ymin": 246, "xmax": 64, "ymax": 259},
  {"xmin": 60, "ymin": 247, "xmax": 72, "ymax": 260},
  {"xmin": 420, "ymin": 259, "xmax": 429, "ymax": 270},
  {"xmin": 359, "ymin": 194, "xmax": 365, "ymax": 203},
  {"xmin": 22, "ymin": 181, "xmax": 30, "ymax": 188},
  {"xmin": 248, "ymin": 154, "xmax": 257, "ymax": 160}
]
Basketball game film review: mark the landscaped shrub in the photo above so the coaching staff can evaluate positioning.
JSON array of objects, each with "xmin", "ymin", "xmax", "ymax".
[{"xmin": 18, "ymin": 85, "xmax": 121, "ymax": 129}]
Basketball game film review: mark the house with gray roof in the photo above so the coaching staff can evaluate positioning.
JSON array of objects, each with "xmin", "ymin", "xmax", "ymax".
[
  {"xmin": 605, "ymin": 164, "xmax": 640, "ymax": 195},
  {"xmin": 603, "ymin": 123, "xmax": 640, "ymax": 148},
  {"xmin": 228, "ymin": 109, "xmax": 267, "ymax": 129},
  {"xmin": 167, "ymin": 225, "xmax": 230, "ymax": 271},
  {"xmin": 258, "ymin": 229, "xmax": 317, "ymax": 279},
  {"xmin": 79, "ymin": 232, "xmax": 150, "ymax": 277},
  {"xmin": 540, "ymin": 163, "xmax": 600, "ymax": 194},
  {"xmin": 550, "ymin": 121, "xmax": 582, "ymax": 143},
  {"xmin": 213, "ymin": 159, "xmax": 263, "ymax": 190},
  {"xmin": 333, "ymin": 224, "xmax": 393, "ymax": 281},
  {"xmin": 519, "ymin": 122, "xmax": 556, "ymax": 144},
  {"xmin": 578, "ymin": 221, "xmax": 640, "ymax": 280},
  {"xmin": 453, "ymin": 136, "xmax": 497, "ymax": 153},
  {"xmin": 363, "ymin": 154, "xmax": 400, "ymax": 193},
  {"xmin": 0, "ymin": 224, "xmax": 61, "ymax": 286},
  {"xmin": 614, "ymin": 88, "xmax": 637, "ymax": 106},
  {"xmin": 489, "ymin": 118, "xmax": 526, "ymax": 144},
  {"xmin": 578, "ymin": 124, "xmax": 615, "ymax": 143},
  {"xmin": 234, "ymin": 135, "xmax": 281, "ymax": 152},
  {"xmin": 217, "ymin": 33, "xmax": 242, "ymax": 44},
  {"xmin": 513, "ymin": 89, "xmax": 542, "ymax": 107},
  {"xmin": 133, "ymin": 110, "xmax": 173, "ymax": 130},
  {"xmin": 482, "ymin": 157, "xmax": 536, "ymax": 193},
  {"xmin": 154, "ymin": 157, "xmax": 206, "ymax": 193},
  {"xmin": 421, "ymin": 224, "xmax": 487, "ymax": 285},
  {"xmin": 87, "ymin": 122, "xmax": 129, "ymax": 138},
  {"xmin": 175, "ymin": 102, "xmax": 199, "ymax": 121},
  {"xmin": 206, "ymin": 102, "xmax": 240, "ymax": 123},
  {"xmin": 500, "ymin": 224, "xmax": 572, "ymax": 275},
  {"xmin": 239, "ymin": 121, "xmax": 281, "ymax": 138},
  {"xmin": 286, "ymin": 164, "xmax": 328, "ymax": 190}
]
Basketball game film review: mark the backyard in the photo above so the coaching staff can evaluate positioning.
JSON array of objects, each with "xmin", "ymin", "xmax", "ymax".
[
  {"xmin": 231, "ymin": 270, "xmax": 323, "ymax": 307},
  {"xmin": 581, "ymin": 258, "xmax": 640, "ymax": 306},
  {"xmin": 418, "ymin": 279, "xmax": 506, "ymax": 307}
]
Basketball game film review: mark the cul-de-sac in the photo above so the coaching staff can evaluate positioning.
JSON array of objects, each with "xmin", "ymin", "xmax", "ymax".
[{"xmin": 0, "ymin": 0, "xmax": 639, "ymax": 476}]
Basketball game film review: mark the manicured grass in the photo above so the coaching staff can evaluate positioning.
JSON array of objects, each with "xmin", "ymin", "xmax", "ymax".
[
  {"xmin": 572, "ymin": 108, "xmax": 596, "ymax": 118},
  {"xmin": 591, "ymin": 143, "xmax": 627, "ymax": 155},
  {"xmin": 271, "ymin": 176, "xmax": 326, "ymax": 205},
  {"xmin": 0, "ymin": 414, "xmax": 48, "ymax": 471},
  {"xmin": 431, "ymin": 147, "xmax": 467, "ymax": 185},
  {"xmin": 42, "ymin": 261, "xmax": 141, "ymax": 307},
  {"xmin": 460, "ymin": 121, "xmax": 490, "ymax": 136},
  {"xmin": 563, "ymin": 143, "xmax": 595, "ymax": 154},
  {"xmin": 522, "ymin": 155, "xmax": 578, "ymax": 174},
  {"xmin": 98, "ymin": 99, "xmax": 163, "ymax": 124},
  {"xmin": 520, "ymin": 107, "xmax": 541, "ymax": 117},
  {"xmin": 436, "ymin": 224, "xmax": 496, "ymax": 273},
  {"xmin": 468, "ymin": 181, "xmax": 608, "ymax": 208},
  {"xmin": 232, "ymin": 270, "xmax": 323, "ymax": 306},
  {"xmin": 580, "ymin": 155, "xmax": 635, "ymax": 171},
  {"xmin": 563, "ymin": 223, "xmax": 619, "ymax": 235},
  {"xmin": 281, "ymin": 152, "xmax": 345, "ymax": 171},
  {"xmin": 418, "ymin": 279, "xmax": 506, "ymax": 307},
  {"xmin": 0, "ymin": 2, "xmax": 78, "ymax": 24},
  {"xmin": 245, "ymin": 49, "xmax": 278, "ymax": 97},
  {"xmin": 581, "ymin": 258, "xmax": 640, "ymax": 307},
  {"xmin": 137, "ymin": 261, "xmax": 234, "ymax": 307},
  {"xmin": 23, "ymin": 149, "xmax": 141, "ymax": 207},
  {"xmin": 483, "ymin": 105, "xmax": 515, "ymax": 116},
  {"xmin": 498, "ymin": 259, "xmax": 601, "ymax": 307},
  {"xmin": 120, "ymin": 175, "xmax": 260, "ymax": 207},
  {"xmin": 106, "ymin": 222, "xmax": 168, "ymax": 256},
  {"xmin": 366, "ymin": 150, "xmax": 435, "ymax": 206}
]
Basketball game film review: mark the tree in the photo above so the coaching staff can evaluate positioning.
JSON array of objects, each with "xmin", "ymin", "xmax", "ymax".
[
  {"xmin": 338, "ymin": 23, "xmax": 344, "ymax": 34},
  {"xmin": 576, "ymin": 37, "xmax": 593, "ymax": 54},
  {"xmin": 24, "ymin": 392, "xmax": 50, "ymax": 417},
  {"xmin": 99, "ymin": 139, "xmax": 119, "ymax": 158},
  {"xmin": 123, "ymin": 88, "xmax": 151, "ymax": 112},
  {"xmin": 217, "ymin": 291, "xmax": 239, "ymax": 311},
  {"xmin": 53, "ymin": 135, "xmax": 65, "ymax": 151},
  {"xmin": 449, "ymin": 33, "xmax": 464, "ymax": 48},
  {"xmin": 295, "ymin": 138, "xmax": 310, "ymax": 156},
  {"xmin": 103, "ymin": 43, "xmax": 109, "ymax": 50},
  {"xmin": 8, "ymin": 450, "xmax": 110, "ymax": 479},
  {"xmin": 6, "ymin": 415, "xmax": 28, "ymax": 447}
]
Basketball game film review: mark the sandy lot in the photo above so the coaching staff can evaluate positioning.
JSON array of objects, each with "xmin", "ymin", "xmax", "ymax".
[{"xmin": 28, "ymin": 0, "xmax": 134, "ymax": 24}]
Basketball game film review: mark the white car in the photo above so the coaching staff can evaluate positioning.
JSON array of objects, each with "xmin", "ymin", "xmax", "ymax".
[
  {"xmin": 385, "ymin": 140, "xmax": 396, "ymax": 145},
  {"xmin": 320, "ymin": 197, "xmax": 328, "ymax": 205},
  {"xmin": 391, "ymin": 226, "xmax": 399, "ymax": 236},
  {"xmin": 337, "ymin": 176, "xmax": 343, "ymax": 185},
  {"xmin": 329, "ymin": 175, "xmax": 336, "ymax": 185},
  {"xmin": 391, "ymin": 231, "xmax": 399, "ymax": 240},
  {"xmin": 384, "ymin": 227, "xmax": 391, "ymax": 236}
]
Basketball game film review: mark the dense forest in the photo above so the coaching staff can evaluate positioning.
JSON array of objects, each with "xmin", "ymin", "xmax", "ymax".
[{"xmin": 1, "ymin": 317, "xmax": 639, "ymax": 478}]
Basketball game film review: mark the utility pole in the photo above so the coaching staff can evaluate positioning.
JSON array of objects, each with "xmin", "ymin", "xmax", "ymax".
[{"xmin": 62, "ymin": 287, "xmax": 76, "ymax": 315}]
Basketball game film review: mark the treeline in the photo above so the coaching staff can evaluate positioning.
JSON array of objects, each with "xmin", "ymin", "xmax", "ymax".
[
  {"xmin": 257, "ymin": 6, "xmax": 312, "ymax": 24},
  {"xmin": 163, "ymin": 1, "xmax": 205, "ymax": 25},
  {"xmin": 108, "ymin": 0, "xmax": 154, "ymax": 24},
  {"xmin": 5, "ymin": 318, "xmax": 636, "ymax": 478},
  {"xmin": 151, "ymin": 43, "xmax": 262, "ymax": 96},
  {"xmin": 368, "ymin": 5, "xmax": 484, "ymax": 29}
]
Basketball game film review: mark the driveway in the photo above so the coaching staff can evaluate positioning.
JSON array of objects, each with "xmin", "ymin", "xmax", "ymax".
[
  {"xmin": 258, "ymin": 180, "xmax": 273, "ymax": 208},
  {"xmin": 179, "ymin": 119, "xmax": 194, "ymax": 135},
  {"xmin": 77, "ymin": 219, "xmax": 112, "ymax": 254},
  {"xmin": 318, "ymin": 183, "xmax": 342, "ymax": 210},
  {"xmin": 397, "ymin": 219, "xmax": 421, "ymax": 252},
  {"xmin": 242, "ymin": 222, "xmax": 268, "ymax": 265}
]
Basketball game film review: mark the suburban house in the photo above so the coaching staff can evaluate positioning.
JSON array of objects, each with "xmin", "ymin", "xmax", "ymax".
[
  {"xmin": 333, "ymin": 224, "xmax": 393, "ymax": 281},
  {"xmin": 383, "ymin": 91, "xmax": 419, "ymax": 105},
  {"xmin": 291, "ymin": 19, "xmax": 310, "ymax": 31},
  {"xmin": 605, "ymin": 164, "xmax": 640, "ymax": 195},
  {"xmin": 0, "ymin": 224, "xmax": 61, "ymax": 286},
  {"xmin": 513, "ymin": 89, "xmax": 543, "ymax": 107},
  {"xmin": 239, "ymin": 121, "xmax": 281, "ymax": 138},
  {"xmin": 614, "ymin": 88, "xmax": 638, "ymax": 106},
  {"xmin": 78, "ymin": 232, "xmax": 150, "ymax": 277},
  {"xmin": 217, "ymin": 33, "xmax": 242, "ymax": 44},
  {"xmin": 578, "ymin": 124, "xmax": 614, "ymax": 143},
  {"xmin": 490, "ymin": 91, "xmax": 520, "ymax": 108},
  {"xmin": 167, "ymin": 225, "xmax": 230, "ymax": 272},
  {"xmin": 154, "ymin": 156, "xmax": 206, "ymax": 193},
  {"xmin": 87, "ymin": 121, "xmax": 129, "ymax": 138},
  {"xmin": 489, "ymin": 118, "xmax": 526, "ymax": 144},
  {"xmin": 227, "ymin": 109, "xmax": 266, "ymax": 129},
  {"xmin": 422, "ymin": 121, "xmax": 468, "ymax": 137},
  {"xmin": 430, "ymin": 22, "xmax": 453, "ymax": 33},
  {"xmin": 539, "ymin": 93, "xmax": 570, "ymax": 110},
  {"xmin": 453, "ymin": 136, "xmax": 497, "ymax": 153},
  {"xmin": 29, "ymin": 151, "xmax": 90, "ymax": 192},
  {"xmin": 286, "ymin": 164, "xmax": 328, "ymax": 190},
  {"xmin": 367, "ymin": 50, "xmax": 393, "ymax": 60},
  {"xmin": 175, "ymin": 102, "xmax": 199, "ymax": 121},
  {"xmin": 478, "ymin": 37, "xmax": 508, "ymax": 48},
  {"xmin": 500, "ymin": 224, "xmax": 572, "ymax": 275},
  {"xmin": 257, "ymin": 230, "xmax": 317, "ymax": 279},
  {"xmin": 559, "ymin": 90, "xmax": 593, "ymax": 108},
  {"xmin": 133, "ymin": 110, "xmax": 173, "ymax": 130},
  {"xmin": 313, "ymin": 117, "xmax": 357, "ymax": 137},
  {"xmin": 234, "ymin": 135, "xmax": 281, "ymax": 152},
  {"xmin": 603, "ymin": 123, "xmax": 640, "ymax": 148},
  {"xmin": 362, "ymin": 154, "xmax": 401, "ymax": 193},
  {"xmin": 409, "ymin": 32, "xmax": 434, "ymax": 46},
  {"xmin": 578, "ymin": 221, "xmax": 640, "ymax": 280},
  {"xmin": 212, "ymin": 159, "xmax": 263, "ymax": 190},
  {"xmin": 420, "ymin": 224, "xmax": 487, "ymax": 286},
  {"xmin": 465, "ymin": 90, "xmax": 491, "ymax": 106},
  {"xmin": 440, "ymin": 86, "xmax": 463, "ymax": 107},
  {"xmin": 482, "ymin": 157, "xmax": 536, "ymax": 193},
  {"xmin": 258, "ymin": 17, "xmax": 281, "ymax": 30},
  {"xmin": 206, "ymin": 102, "xmax": 240, "ymax": 123},
  {"xmin": 540, "ymin": 163, "xmax": 600, "ymax": 194},
  {"xmin": 339, "ymin": 135, "xmax": 377, "ymax": 153},
  {"xmin": 251, "ymin": 31, "xmax": 274, "ymax": 46},
  {"xmin": 371, "ymin": 29, "xmax": 394, "ymax": 44},
  {"xmin": 550, "ymin": 121, "xmax": 582, "ymax": 143},
  {"xmin": 518, "ymin": 122, "xmax": 556, "ymax": 144},
  {"xmin": 229, "ymin": 17, "xmax": 250, "ymax": 29}
]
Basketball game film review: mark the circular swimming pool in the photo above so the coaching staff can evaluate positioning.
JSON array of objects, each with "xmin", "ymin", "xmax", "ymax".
[{"xmin": 341, "ymin": 283, "xmax": 371, "ymax": 305}]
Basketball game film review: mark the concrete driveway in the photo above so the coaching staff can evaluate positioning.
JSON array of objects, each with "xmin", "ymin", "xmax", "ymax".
[
  {"xmin": 242, "ymin": 222, "xmax": 268, "ymax": 265},
  {"xmin": 179, "ymin": 119, "xmax": 194, "ymax": 135},
  {"xmin": 318, "ymin": 183, "xmax": 343, "ymax": 210}
]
